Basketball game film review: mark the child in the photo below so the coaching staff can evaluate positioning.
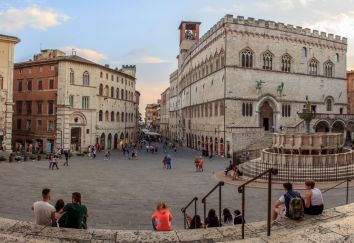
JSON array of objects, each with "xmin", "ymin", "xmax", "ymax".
[{"xmin": 151, "ymin": 202, "xmax": 173, "ymax": 231}]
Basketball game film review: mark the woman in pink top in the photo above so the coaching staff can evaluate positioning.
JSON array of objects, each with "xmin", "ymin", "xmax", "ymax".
[{"xmin": 151, "ymin": 202, "xmax": 173, "ymax": 231}]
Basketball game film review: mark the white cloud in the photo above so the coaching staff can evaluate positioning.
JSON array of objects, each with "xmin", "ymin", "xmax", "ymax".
[
  {"xmin": 256, "ymin": 0, "xmax": 315, "ymax": 10},
  {"xmin": 118, "ymin": 48, "xmax": 170, "ymax": 64},
  {"xmin": 61, "ymin": 46, "xmax": 106, "ymax": 63},
  {"xmin": 0, "ymin": 5, "xmax": 70, "ymax": 32}
]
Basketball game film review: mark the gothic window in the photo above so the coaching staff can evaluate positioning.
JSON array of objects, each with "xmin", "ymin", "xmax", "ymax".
[
  {"xmin": 111, "ymin": 87, "xmax": 114, "ymax": 98},
  {"xmin": 70, "ymin": 69, "xmax": 74, "ymax": 84},
  {"xmin": 282, "ymin": 104, "xmax": 291, "ymax": 117},
  {"xmin": 324, "ymin": 61, "xmax": 334, "ymax": 77},
  {"xmin": 301, "ymin": 47, "xmax": 307, "ymax": 58},
  {"xmin": 209, "ymin": 103, "xmax": 212, "ymax": 117},
  {"xmin": 336, "ymin": 53, "xmax": 339, "ymax": 63},
  {"xmin": 0, "ymin": 75, "xmax": 3, "ymax": 89},
  {"xmin": 104, "ymin": 85, "xmax": 109, "ymax": 96},
  {"xmin": 281, "ymin": 54, "xmax": 291, "ymax": 72},
  {"xmin": 105, "ymin": 111, "xmax": 109, "ymax": 121},
  {"xmin": 220, "ymin": 102, "xmax": 225, "ymax": 116},
  {"xmin": 121, "ymin": 112, "xmax": 124, "ymax": 122},
  {"xmin": 214, "ymin": 102, "xmax": 218, "ymax": 116},
  {"xmin": 326, "ymin": 99, "xmax": 332, "ymax": 112},
  {"xmin": 111, "ymin": 111, "xmax": 115, "ymax": 122},
  {"xmin": 27, "ymin": 79, "xmax": 32, "ymax": 91},
  {"xmin": 83, "ymin": 71, "xmax": 90, "ymax": 86},
  {"xmin": 121, "ymin": 89, "xmax": 124, "ymax": 99},
  {"xmin": 262, "ymin": 51, "xmax": 273, "ymax": 70},
  {"xmin": 99, "ymin": 110, "xmax": 103, "ymax": 121},
  {"xmin": 242, "ymin": 103, "xmax": 253, "ymax": 116},
  {"xmin": 116, "ymin": 88, "xmax": 119, "ymax": 99},
  {"xmin": 241, "ymin": 48, "xmax": 253, "ymax": 68},
  {"xmin": 116, "ymin": 112, "xmax": 120, "ymax": 122},
  {"xmin": 99, "ymin": 84, "xmax": 103, "ymax": 95},
  {"xmin": 309, "ymin": 58, "xmax": 318, "ymax": 75}
]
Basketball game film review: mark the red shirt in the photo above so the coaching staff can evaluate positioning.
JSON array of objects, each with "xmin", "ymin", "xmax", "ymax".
[{"xmin": 151, "ymin": 209, "xmax": 173, "ymax": 231}]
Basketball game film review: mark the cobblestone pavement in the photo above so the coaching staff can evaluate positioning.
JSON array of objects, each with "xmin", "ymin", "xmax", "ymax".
[{"xmin": 0, "ymin": 143, "xmax": 353, "ymax": 230}]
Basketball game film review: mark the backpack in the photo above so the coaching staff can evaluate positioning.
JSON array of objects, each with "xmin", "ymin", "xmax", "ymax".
[{"xmin": 287, "ymin": 192, "xmax": 304, "ymax": 220}]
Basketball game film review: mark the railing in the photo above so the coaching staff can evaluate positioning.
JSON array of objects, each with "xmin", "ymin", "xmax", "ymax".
[
  {"xmin": 323, "ymin": 178, "xmax": 352, "ymax": 204},
  {"xmin": 181, "ymin": 197, "xmax": 198, "ymax": 229},
  {"xmin": 201, "ymin": 181, "xmax": 224, "ymax": 228},
  {"xmin": 238, "ymin": 168, "xmax": 278, "ymax": 239}
]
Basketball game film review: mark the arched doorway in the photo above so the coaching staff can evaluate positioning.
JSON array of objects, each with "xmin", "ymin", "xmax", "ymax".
[
  {"xmin": 107, "ymin": 134, "xmax": 112, "ymax": 149},
  {"xmin": 332, "ymin": 120, "xmax": 345, "ymax": 133},
  {"xmin": 71, "ymin": 127, "xmax": 81, "ymax": 151},
  {"xmin": 100, "ymin": 133, "xmax": 105, "ymax": 149},
  {"xmin": 346, "ymin": 122, "xmax": 354, "ymax": 143},
  {"xmin": 259, "ymin": 101, "xmax": 274, "ymax": 131},
  {"xmin": 315, "ymin": 121, "xmax": 330, "ymax": 132},
  {"xmin": 114, "ymin": 133, "xmax": 118, "ymax": 149},
  {"xmin": 120, "ymin": 133, "xmax": 124, "ymax": 147}
]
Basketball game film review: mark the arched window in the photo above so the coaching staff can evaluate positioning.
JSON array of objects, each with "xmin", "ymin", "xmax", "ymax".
[
  {"xmin": 83, "ymin": 71, "xmax": 90, "ymax": 86},
  {"xmin": 262, "ymin": 51, "xmax": 273, "ymax": 70},
  {"xmin": 125, "ymin": 112, "xmax": 128, "ymax": 122},
  {"xmin": 99, "ymin": 110, "xmax": 103, "ymax": 121},
  {"xmin": 111, "ymin": 87, "xmax": 114, "ymax": 98},
  {"xmin": 336, "ymin": 53, "xmax": 339, "ymax": 63},
  {"xmin": 324, "ymin": 61, "xmax": 334, "ymax": 77},
  {"xmin": 281, "ymin": 54, "xmax": 291, "ymax": 72},
  {"xmin": 104, "ymin": 85, "xmax": 109, "ymax": 96},
  {"xmin": 100, "ymin": 72, "xmax": 103, "ymax": 78},
  {"xmin": 326, "ymin": 99, "xmax": 332, "ymax": 112},
  {"xmin": 309, "ymin": 58, "xmax": 318, "ymax": 75},
  {"xmin": 116, "ymin": 112, "xmax": 120, "ymax": 122},
  {"xmin": 105, "ymin": 111, "xmax": 109, "ymax": 121},
  {"xmin": 121, "ymin": 89, "xmax": 124, "ymax": 99},
  {"xmin": 121, "ymin": 112, "xmax": 124, "ymax": 122},
  {"xmin": 99, "ymin": 84, "xmax": 103, "ymax": 95},
  {"xmin": 301, "ymin": 47, "xmax": 307, "ymax": 58},
  {"xmin": 111, "ymin": 111, "xmax": 115, "ymax": 121},
  {"xmin": 240, "ymin": 48, "xmax": 253, "ymax": 68},
  {"xmin": 70, "ymin": 69, "xmax": 74, "ymax": 84},
  {"xmin": 125, "ymin": 90, "xmax": 128, "ymax": 100},
  {"xmin": 116, "ymin": 88, "xmax": 119, "ymax": 99}
]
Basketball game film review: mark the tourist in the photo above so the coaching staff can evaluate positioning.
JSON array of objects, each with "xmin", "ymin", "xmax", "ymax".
[
  {"xmin": 188, "ymin": 215, "xmax": 203, "ymax": 229},
  {"xmin": 63, "ymin": 150, "xmax": 69, "ymax": 166},
  {"xmin": 233, "ymin": 210, "xmax": 245, "ymax": 225},
  {"xmin": 49, "ymin": 154, "xmax": 59, "ymax": 170},
  {"xmin": 151, "ymin": 202, "xmax": 173, "ymax": 231},
  {"xmin": 48, "ymin": 154, "xmax": 53, "ymax": 169},
  {"xmin": 205, "ymin": 208, "xmax": 220, "ymax": 228},
  {"xmin": 222, "ymin": 208, "xmax": 233, "ymax": 226},
  {"xmin": 162, "ymin": 155, "xmax": 167, "ymax": 169},
  {"xmin": 303, "ymin": 180, "xmax": 324, "ymax": 215},
  {"xmin": 194, "ymin": 157, "xmax": 199, "ymax": 172},
  {"xmin": 93, "ymin": 146, "xmax": 97, "ymax": 159},
  {"xmin": 271, "ymin": 183, "xmax": 303, "ymax": 221},
  {"xmin": 32, "ymin": 188, "xmax": 56, "ymax": 226},
  {"xmin": 54, "ymin": 199, "xmax": 65, "ymax": 227},
  {"xmin": 104, "ymin": 150, "xmax": 111, "ymax": 160},
  {"xmin": 225, "ymin": 161, "xmax": 234, "ymax": 176},
  {"xmin": 198, "ymin": 156, "xmax": 204, "ymax": 172},
  {"xmin": 166, "ymin": 154, "xmax": 172, "ymax": 169},
  {"xmin": 59, "ymin": 192, "xmax": 89, "ymax": 229}
]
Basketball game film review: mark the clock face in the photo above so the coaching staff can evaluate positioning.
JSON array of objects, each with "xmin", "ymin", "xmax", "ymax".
[{"xmin": 185, "ymin": 30, "xmax": 195, "ymax": 40}]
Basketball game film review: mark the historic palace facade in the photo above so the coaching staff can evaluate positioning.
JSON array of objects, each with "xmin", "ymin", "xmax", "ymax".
[
  {"xmin": 0, "ymin": 34, "xmax": 20, "ymax": 152},
  {"xmin": 13, "ymin": 49, "xmax": 138, "ymax": 153},
  {"xmin": 162, "ymin": 15, "xmax": 348, "ymax": 157}
]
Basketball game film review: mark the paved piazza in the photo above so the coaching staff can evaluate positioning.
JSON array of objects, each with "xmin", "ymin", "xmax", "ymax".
[{"xmin": 0, "ymin": 143, "xmax": 353, "ymax": 230}]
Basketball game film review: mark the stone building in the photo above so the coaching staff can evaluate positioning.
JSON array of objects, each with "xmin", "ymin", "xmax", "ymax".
[
  {"xmin": 160, "ymin": 88, "xmax": 170, "ymax": 138},
  {"xmin": 144, "ymin": 103, "xmax": 160, "ymax": 131},
  {"xmin": 348, "ymin": 71, "xmax": 354, "ymax": 113},
  {"xmin": 163, "ymin": 15, "xmax": 348, "ymax": 157},
  {"xmin": 13, "ymin": 49, "xmax": 137, "ymax": 153},
  {"xmin": 0, "ymin": 34, "xmax": 20, "ymax": 152},
  {"xmin": 168, "ymin": 70, "xmax": 180, "ymax": 141}
]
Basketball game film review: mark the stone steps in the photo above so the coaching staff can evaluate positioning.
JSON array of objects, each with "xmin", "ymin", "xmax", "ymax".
[{"xmin": 243, "ymin": 133, "xmax": 273, "ymax": 152}]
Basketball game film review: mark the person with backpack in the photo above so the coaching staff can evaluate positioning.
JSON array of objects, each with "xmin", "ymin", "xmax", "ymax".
[{"xmin": 271, "ymin": 182, "xmax": 303, "ymax": 222}]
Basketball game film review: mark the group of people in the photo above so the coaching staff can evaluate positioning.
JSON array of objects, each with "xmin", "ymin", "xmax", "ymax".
[
  {"xmin": 88, "ymin": 145, "xmax": 97, "ymax": 158},
  {"xmin": 194, "ymin": 156, "xmax": 204, "ymax": 172},
  {"xmin": 162, "ymin": 155, "xmax": 173, "ymax": 169},
  {"xmin": 32, "ymin": 188, "xmax": 89, "ymax": 229},
  {"xmin": 272, "ymin": 181, "xmax": 324, "ymax": 223}
]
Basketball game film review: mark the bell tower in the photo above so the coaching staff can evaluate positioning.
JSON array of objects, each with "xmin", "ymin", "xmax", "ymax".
[{"xmin": 178, "ymin": 21, "xmax": 201, "ymax": 66}]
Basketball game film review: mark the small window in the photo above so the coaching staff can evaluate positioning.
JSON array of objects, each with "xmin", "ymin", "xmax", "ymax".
[
  {"xmin": 99, "ymin": 110, "xmax": 103, "ymax": 121},
  {"xmin": 282, "ymin": 104, "xmax": 291, "ymax": 117},
  {"xmin": 48, "ymin": 121, "xmax": 54, "ymax": 131},
  {"xmin": 27, "ymin": 79, "xmax": 32, "ymax": 91},
  {"xmin": 49, "ymin": 79, "xmax": 54, "ymax": 89},
  {"xmin": 69, "ymin": 95, "xmax": 74, "ymax": 107},
  {"xmin": 70, "ymin": 69, "xmax": 75, "ymax": 84},
  {"xmin": 301, "ymin": 47, "xmax": 307, "ymax": 58},
  {"xmin": 26, "ymin": 120, "xmax": 32, "ymax": 130},
  {"xmin": 340, "ymin": 108, "xmax": 343, "ymax": 114},
  {"xmin": 99, "ymin": 84, "xmax": 103, "ymax": 95},
  {"xmin": 326, "ymin": 99, "xmax": 332, "ymax": 112},
  {"xmin": 240, "ymin": 48, "xmax": 253, "ymax": 68},
  {"xmin": 38, "ymin": 80, "xmax": 43, "ymax": 90},
  {"xmin": 16, "ymin": 119, "xmax": 21, "ymax": 129},
  {"xmin": 82, "ymin": 96, "xmax": 89, "ymax": 109},
  {"xmin": 18, "ymin": 80, "xmax": 23, "ymax": 92},
  {"xmin": 48, "ymin": 101, "xmax": 54, "ymax": 114},
  {"xmin": 83, "ymin": 71, "xmax": 90, "ymax": 86},
  {"xmin": 37, "ymin": 120, "xmax": 42, "ymax": 129},
  {"xmin": 37, "ymin": 102, "xmax": 42, "ymax": 114}
]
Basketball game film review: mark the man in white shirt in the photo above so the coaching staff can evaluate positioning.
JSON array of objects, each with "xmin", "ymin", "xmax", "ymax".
[{"xmin": 32, "ymin": 188, "xmax": 56, "ymax": 226}]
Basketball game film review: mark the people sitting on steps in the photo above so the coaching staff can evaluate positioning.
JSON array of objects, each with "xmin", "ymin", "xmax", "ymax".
[
  {"xmin": 151, "ymin": 202, "xmax": 173, "ymax": 231},
  {"xmin": 233, "ymin": 210, "xmax": 245, "ymax": 225},
  {"xmin": 271, "ymin": 182, "xmax": 304, "ymax": 222},
  {"xmin": 205, "ymin": 208, "xmax": 220, "ymax": 228},
  {"xmin": 303, "ymin": 180, "xmax": 324, "ymax": 215},
  {"xmin": 32, "ymin": 188, "xmax": 56, "ymax": 226}
]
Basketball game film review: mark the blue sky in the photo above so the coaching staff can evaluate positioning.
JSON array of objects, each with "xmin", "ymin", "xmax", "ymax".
[{"xmin": 1, "ymin": 0, "xmax": 354, "ymax": 115}]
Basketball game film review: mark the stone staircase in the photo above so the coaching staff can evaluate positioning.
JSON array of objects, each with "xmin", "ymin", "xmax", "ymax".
[{"xmin": 243, "ymin": 132, "xmax": 273, "ymax": 152}]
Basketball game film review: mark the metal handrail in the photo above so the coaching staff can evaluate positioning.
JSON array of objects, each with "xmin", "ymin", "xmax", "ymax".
[
  {"xmin": 181, "ymin": 197, "xmax": 198, "ymax": 229},
  {"xmin": 238, "ymin": 168, "xmax": 278, "ymax": 239},
  {"xmin": 323, "ymin": 179, "xmax": 352, "ymax": 204},
  {"xmin": 201, "ymin": 181, "xmax": 224, "ymax": 228}
]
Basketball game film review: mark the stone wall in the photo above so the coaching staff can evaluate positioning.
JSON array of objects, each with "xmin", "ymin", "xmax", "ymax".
[{"xmin": 231, "ymin": 127, "xmax": 264, "ymax": 152}]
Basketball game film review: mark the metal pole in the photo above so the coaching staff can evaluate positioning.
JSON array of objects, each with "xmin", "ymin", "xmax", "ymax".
[
  {"xmin": 194, "ymin": 199, "xmax": 197, "ymax": 229},
  {"xmin": 267, "ymin": 171, "xmax": 272, "ymax": 236},
  {"xmin": 219, "ymin": 183, "xmax": 222, "ymax": 227},
  {"xmin": 203, "ymin": 200, "xmax": 206, "ymax": 229},
  {"xmin": 346, "ymin": 179, "xmax": 349, "ymax": 205},
  {"xmin": 241, "ymin": 186, "xmax": 245, "ymax": 239}
]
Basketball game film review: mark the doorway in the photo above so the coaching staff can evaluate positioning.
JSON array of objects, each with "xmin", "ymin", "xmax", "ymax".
[
  {"xmin": 259, "ymin": 101, "xmax": 274, "ymax": 131},
  {"xmin": 71, "ymin": 127, "xmax": 81, "ymax": 151}
]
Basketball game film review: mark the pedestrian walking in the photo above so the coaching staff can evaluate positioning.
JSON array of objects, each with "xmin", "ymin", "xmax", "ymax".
[
  {"xmin": 93, "ymin": 146, "xmax": 97, "ymax": 159},
  {"xmin": 63, "ymin": 150, "xmax": 69, "ymax": 166}
]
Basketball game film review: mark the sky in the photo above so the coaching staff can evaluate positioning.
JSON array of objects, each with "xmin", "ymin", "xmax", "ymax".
[{"xmin": 1, "ymin": 0, "xmax": 354, "ymax": 117}]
